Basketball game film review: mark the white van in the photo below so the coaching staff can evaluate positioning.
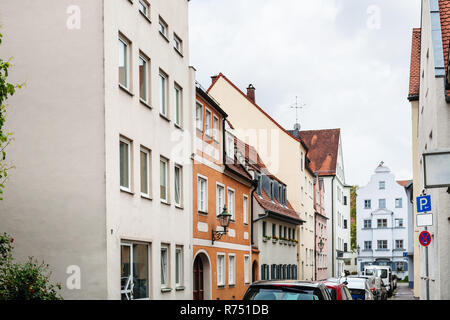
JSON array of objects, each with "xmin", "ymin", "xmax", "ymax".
[{"xmin": 363, "ymin": 265, "xmax": 393, "ymax": 297}]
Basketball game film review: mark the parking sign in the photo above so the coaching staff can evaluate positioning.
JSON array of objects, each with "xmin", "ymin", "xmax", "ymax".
[{"xmin": 416, "ymin": 195, "xmax": 431, "ymax": 213}]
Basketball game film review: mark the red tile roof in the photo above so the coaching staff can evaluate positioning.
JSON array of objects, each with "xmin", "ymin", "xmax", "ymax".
[
  {"xmin": 439, "ymin": 0, "xmax": 450, "ymax": 97},
  {"xmin": 255, "ymin": 188, "xmax": 304, "ymax": 224},
  {"xmin": 397, "ymin": 180, "xmax": 412, "ymax": 187},
  {"xmin": 298, "ymin": 129, "xmax": 341, "ymax": 176},
  {"xmin": 408, "ymin": 28, "xmax": 421, "ymax": 100}
]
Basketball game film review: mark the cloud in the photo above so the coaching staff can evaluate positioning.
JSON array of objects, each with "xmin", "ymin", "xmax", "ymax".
[{"xmin": 189, "ymin": 0, "xmax": 421, "ymax": 186}]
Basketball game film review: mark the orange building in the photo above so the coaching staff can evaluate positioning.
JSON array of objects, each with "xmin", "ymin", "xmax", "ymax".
[{"xmin": 192, "ymin": 83, "xmax": 255, "ymax": 300}]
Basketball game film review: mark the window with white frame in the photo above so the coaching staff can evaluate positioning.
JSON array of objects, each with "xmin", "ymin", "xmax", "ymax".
[
  {"xmin": 395, "ymin": 240, "xmax": 404, "ymax": 250},
  {"xmin": 174, "ymin": 84, "xmax": 182, "ymax": 127},
  {"xmin": 159, "ymin": 16, "xmax": 168, "ymax": 38},
  {"xmin": 364, "ymin": 219, "xmax": 372, "ymax": 229},
  {"xmin": 377, "ymin": 240, "xmax": 388, "ymax": 250},
  {"xmin": 160, "ymin": 245, "xmax": 169, "ymax": 288},
  {"xmin": 159, "ymin": 71, "xmax": 168, "ymax": 117},
  {"xmin": 379, "ymin": 181, "xmax": 386, "ymax": 190},
  {"xmin": 120, "ymin": 137, "xmax": 131, "ymax": 191},
  {"xmin": 226, "ymin": 134, "xmax": 234, "ymax": 159},
  {"xmin": 198, "ymin": 176, "xmax": 207, "ymax": 213},
  {"xmin": 118, "ymin": 36, "xmax": 130, "ymax": 89},
  {"xmin": 377, "ymin": 219, "xmax": 387, "ymax": 228},
  {"xmin": 379, "ymin": 199, "xmax": 386, "ymax": 209},
  {"xmin": 213, "ymin": 116, "xmax": 219, "ymax": 142},
  {"xmin": 243, "ymin": 195, "xmax": 249, "ymax": 225},
  {"xmin": 228, "ymin": 255, "xmax": 235, "ymax": 285},
  {"xmin": 174, "ymin": 165, "xmax": 182, "ymax": 207},
  {"xmin": 139, "ymin": 55, "xmax": 150, "ymax": 103},
  {"xmin": 216, "ymin": 184, "xmax": 225, "ymax": 216},
  {"xmin": 217, "ymin": 254, "xmax": 225, "ymax": 286},
  {"xmin": 173, "ymin": 33, "xmax": 183, "ymax": 54},
  {"xmin": 160, "ymin": 158, "xmax": 168, "ymax": 202},
  {"xmin": 395, "ymin": 198, "xmax": 403, "ymax": 208},
  {"xmin": 140, "ymin": 147, "xmax": 150, "ymax": 197},
  {"xmin": 227, "ymin": 188, "xmax": 235, "ymax": 221},
  {"xmin": 364, "ymin": 199, "xmax": 371, "ymax": 209},
  {"xmin": 196, "ymin": 103, "xmax": 203, "ymax": 131},
  {"xmin": 205, "ymin": 109, "xmax": 212, "ymax": 137},
  {"xmin": 395, "ymin": 218, "xmax": 404, "ymax": 228},
  {"xmin": 175, "ymin": 246, "xmax": 183, "ymax": 287},
  {"xmin": 138, "ymin": 0, "xmax": 150, "ymax": 18},
  {"xmin": 121, "ymin": 242, "xmax": 149, "ymax": 300},
  {"xmin": 244, "ymin": 255, "xmax": 250, "ymax": 284}
]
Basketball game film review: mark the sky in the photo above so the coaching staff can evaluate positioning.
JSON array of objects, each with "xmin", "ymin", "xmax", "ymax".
[{"xmin": 189, "ymin": 0, "xmax": 421, "ymax": 187}]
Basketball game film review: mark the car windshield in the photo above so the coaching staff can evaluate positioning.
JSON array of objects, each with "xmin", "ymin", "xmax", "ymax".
[
  {"xmin": 365, "ymin": 269, "xmax": 375, "ymax": 275},
  {"xmin": 244, "ymin": 287, "xmax": 323, "ymax": 300},
  {"xmin": 379, "ymin": 269, "xmax": 388, "ymax": 278},
  {"xmin": 326, "ymin": 287, "xmax": 337, "ymax": 300}
]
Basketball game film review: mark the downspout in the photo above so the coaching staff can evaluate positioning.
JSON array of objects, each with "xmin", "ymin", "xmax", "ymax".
[
  {"xmin": 331, "ymin": 175, "xmax": 336, "ymax": 276},
  {"xmin": 314, "ymin": 212, "xmax": 317, "ymax": 281}
]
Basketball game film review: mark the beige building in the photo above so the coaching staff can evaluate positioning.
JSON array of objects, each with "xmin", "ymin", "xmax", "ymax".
[
  {"xmin": 207, "ymin": 74, "xmax": 315, "ymax": 280},
  {"xmin": 0, "ymin": 0, "xmax": 194, "ymax": 299}
]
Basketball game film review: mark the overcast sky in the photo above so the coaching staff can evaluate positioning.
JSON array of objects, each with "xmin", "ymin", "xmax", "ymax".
[{"xmin": 189, "ymin": 0, "xmax": 421, "ymax": 187}]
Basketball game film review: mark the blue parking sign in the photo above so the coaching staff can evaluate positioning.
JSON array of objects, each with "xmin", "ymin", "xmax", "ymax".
[{"xmin": 417, "ymin": 195, "xmax": 431, "ymax": 213}]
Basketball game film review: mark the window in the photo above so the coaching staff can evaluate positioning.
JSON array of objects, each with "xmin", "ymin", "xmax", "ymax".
[
  {"xmin": 301, "ymin": 152, "xmax": 304, "ymax": 171},
  {"xmin": 227, "ymin": 188, "xmax": 235, "ymax": 220},
  {"xmin": 272, "ymin": 223, "xmax": 276, "ymax": 237},
  {"xmin": 213, "ymin": 116, "xmax": 219, "ymax": 142},
  {"xmin": 279, "ymin": 225, "xmax": 282, "ymax": 239},
  {"xmin": 364, "ymin": 200, "xmax": 371, "ymax": 209},
  {"xmin": 244, "ymin": 255, "xmax": 250, "ymax": 284},
  {"xmin": 270, "ymin": 181, "xmax": 274, "ymax": 201},
  {"xmin": 344, "ymin": 243, "xmax": 348, "ymax": 252},
  {"xmin": 160, "ymin": 245, "xmax": 169, "ymax": 288},
  {"xmin": 173, "ymin": 33, "xmax": 183, "ymax": 54},
  {"xmin": 243, "ymin": 195, "xmax": 249, "ymax": 225},
  {"xmin": 395, "ymin": 198, "xmax": 403, "ymax": 208},
  {"xmin": 138, "ymin": 0, "xmax": 150, "ymax": 18},
  {"xmin": 262, "ymin": 221, "xmax": 267, "ymax": 237},
  {"xmin": 364, "ymin": 241, "xmax": 372, "ymax": 250},
  {"xmin": 395, "ymin": 240, "xmax": 404, "ymax": 250},
  {"xmin": 196, "ymin": 103, "xmax": 203, "ymax": 131},
  {"xmin": 159, "ymin": 71, "xmax": 168, "ymax": 117},
  {"xmin": 377, "ymin": 240, "xmax": 388, "ymax": 250},
  {"xmin": 120, "ymin": 137, "xmax": 131, "ymax": 191},
  {"xmin": 175, "ymin": 247, "xmax": 183, "ymax": 287},
  {"xmin": 205, "ymin": 109, "xmax": 212, "ymax": 137},
  {"xmin": 395, "ymin": 218, "xmax": 404, "ymax": 228},
  {"xmin": 379, "ymin": 199, "xmax": 386, "ymax": 209},
  {"xmin": 121, "ymin": 242, "xmax": 149, "ymax": 300},
  {"xmin": 228, "ymin": 255, "xmax": 235, "ymax": 285},
  {"xmin": 343, "ymin": 196, "xmax": 347, "ymax": 205},
  {"xmin": 198, "ymin": 176, "xmax": 207, "ymax": 213},
  {"xmin": 140, "ymin": 147, "xmax": 150, "ymax": 197},
  {"xmin": 377, "ymin": 219, "xmax": 387, "ymax": 228},
  {"xmin": 174, "ymin": 165, "xmax": 182, "ymax": 207},
  {"xmin": 118, "ymin": 36, "xmax": 130, "ymax": 89},
  {"xmin": 159, "ymin": 16, "xmax": 168, "ymax": 38},
  {"xmin": 379, "ymin": 181, "xmax": 385, "ymax": 190},
  {"xmin": 284, "ymin": 226, "xmax": 287, "ymax": 239},
  {"xmin": 217, "ymin": 254, "xmax": 225, "ymax": 286},
  {"xmin": 226, "ymin": 134, "xmax": 234, "ymax": 159},
  {"xmin": 139, "ymin": 55, "xmax": 149, "ymax": 103},
  {"xmin": 160, "ymin": 158, "xmax": 168, "ymax": 202},
  {"xmin": 216, "ymin": 184, "xmax": 225, "ymax": 216},
  {"xmin": 174, "ymin": 85, "xmax": 182, "ymax": 127},
  {"xmin": 364, "ymin": 219, "xmax": 372, "ymax": 229},
  {"xmin": 343, "ymin": 219, "xmax": 348, "ymax": 229}
]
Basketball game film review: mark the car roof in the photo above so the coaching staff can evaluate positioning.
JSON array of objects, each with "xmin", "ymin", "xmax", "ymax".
[
  {"xmin": 322, "ymin": 281, "xmax": 344, "ymax": 289},
  {"xmin": 249, "ymin": 280, "xmax": 324, "ymax": 288}
]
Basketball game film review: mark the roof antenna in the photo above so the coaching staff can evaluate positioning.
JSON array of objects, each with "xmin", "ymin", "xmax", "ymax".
[{"xmin": 290, "ymin": 96, "xmax": 306, "ymax": 131}]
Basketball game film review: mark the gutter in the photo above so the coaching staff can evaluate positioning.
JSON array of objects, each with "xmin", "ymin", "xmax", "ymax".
[{"xmin": 331, "ymin": 175, "xmax": 336, "ymax": 276}]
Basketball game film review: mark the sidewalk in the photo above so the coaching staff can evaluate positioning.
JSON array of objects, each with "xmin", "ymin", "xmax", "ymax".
[{"xmin": 392, "ymin": 282, "xmax": 416, "ymax": 300}]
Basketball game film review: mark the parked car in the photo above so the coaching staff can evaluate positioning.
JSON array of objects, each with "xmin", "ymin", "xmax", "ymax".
[
  {"xmin": 243, "ymin": 281, "xmax": 333, "ymax": 300},
  {"xmin": 363, "ymin": 265, "xmax": 393, "ymax": 297},
  {"xmin": 357, "ymin": 275, "xmax": 387, "ymax": 300},
  {"xmin": 338, "ymin": 276, "xmax": 374, "ymax": 300},
  {"xmin": 322, "ymin": 281, "xmax": 353, "ymax": 300}
]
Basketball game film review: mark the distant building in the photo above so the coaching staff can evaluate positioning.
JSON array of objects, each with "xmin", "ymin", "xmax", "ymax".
[
  {"xmin": 314, "ymin": 176, "xmax": 328, "ymax": 280},
  {"xmin": 356, "ymin": 163, "xmax": 413, "ymax": 280}
]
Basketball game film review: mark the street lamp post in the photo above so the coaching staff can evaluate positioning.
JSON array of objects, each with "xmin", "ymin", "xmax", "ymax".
[{"xmin": 212, "ymin": 205, "xmax": 232, "ymax": 245}]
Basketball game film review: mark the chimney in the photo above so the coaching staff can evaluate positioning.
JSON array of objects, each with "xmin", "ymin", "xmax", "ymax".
[
  {"xmin": 211, "ymin": 75, "xmax": 218, "ymax": 85},
  {"xmin": 247, "ymin": 84, "xmax": 256, "ymax": 103}
]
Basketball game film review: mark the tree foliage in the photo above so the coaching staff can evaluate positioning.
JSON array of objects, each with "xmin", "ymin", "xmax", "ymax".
[{"xmin": 350, "ymin": 185, "xmax": 358, "ymax": 251}]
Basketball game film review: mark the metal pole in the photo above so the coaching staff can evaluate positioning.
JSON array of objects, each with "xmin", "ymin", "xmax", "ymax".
[{"xmin": 425, "ymin": 226, "xmax": 430, "ymax": 300}]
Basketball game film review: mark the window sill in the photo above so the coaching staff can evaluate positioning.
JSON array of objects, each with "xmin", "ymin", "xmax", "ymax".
[
  {"xmin": 161, "ymin": 200, "xmax": 171, "ymax": 206},
  {"xmin": 228, "ymin": 284, "xmax": 236, "ymax": 288},
  {"xmin": 119, "ymin": 84, "xmax": 134, "ymax": 97},
  {"xmin": 120, "ymin": 188, "xmax": 134, "ymax": 196},
  {"xmin": 196, "ymin": 128, "xmax": 204, "ymax": 134},
  {"xmin": 175, "ymin": 204, "xmax": 184, "ymax": 210},
  {"xmin": 198, "ymin": 210, "xmax": 208, "ymax": 215},
  {"xmin": 159, "ymin": 31, "xmax": 170, "ymax": 43},
  {"xmin": 217, "ymin": 285, "xmax": 225, "ymax": 289},
  {"xmin": 141, "ymin": 194, "xmax": 153, "ymax": 201},
  {"xmin": 174, "ymin": 47, "xmax": 184, "ymax": 58},
  {"xmin": 175, "ymin": 286, "xmax": 185, "ymax": 291},
  {"xmin": 161, "ymin": 287, "xmax": 173, "ymax": 293},
  {"xmin": 174, "ymin": 123, "xmax": 184, "ymax": 131},
  {"xmin": 139, "ymin": 11, "xmax": 152, "ymax": 24},
  {"xmin": 140, "ymin": 99, "xmax": 152, "ymax": 109},
  {"xmin": 160, "ymin": 113, "xmax": 171, "ymax": 122}
]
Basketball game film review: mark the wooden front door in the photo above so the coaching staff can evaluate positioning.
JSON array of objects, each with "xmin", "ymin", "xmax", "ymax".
[{"xmin": 193, "ymin": 256, "xmax": 204, "ymax": 300}]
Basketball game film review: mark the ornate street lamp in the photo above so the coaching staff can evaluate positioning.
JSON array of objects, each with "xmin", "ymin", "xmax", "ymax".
[
  {"xmin": 318, "ymin": 239, "xmax": 324, "ymax": 252},
  {"xmin": 212, "ymin": 205, "xmax": 232, "ymax": 245}
]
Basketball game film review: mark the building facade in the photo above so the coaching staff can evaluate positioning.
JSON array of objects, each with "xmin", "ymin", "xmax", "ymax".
[
  {"xmin": 0, "ymin": 0, "xmax": 194, "ymax": 299},
  {"xmin": 356, "ymin": 164, "xmax": 412, "ymax": 280},
  {"xmin": 314, "ymin": 176, "xmax": 328, "ymax": 280},
  {"xmin": 407, "ymin": 0, "xmax": 450, "ymax": 300}
]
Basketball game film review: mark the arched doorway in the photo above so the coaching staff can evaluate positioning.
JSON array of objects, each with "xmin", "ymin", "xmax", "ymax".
[
  {"xmin": 252, "ymin": 260, "xmax": 258, "ymax": 282},
  {"xmin": 193, "ymin": 251, "xmax": 211, "ymax": 300}
]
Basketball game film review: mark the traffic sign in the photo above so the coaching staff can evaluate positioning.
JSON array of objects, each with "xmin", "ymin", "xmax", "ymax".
[
  {"xmin": 417, "ymin": 195, "xmax": 431, "ymax": 213},
  {"xmin": 403, "ymin": 252, "xmax": 408, "ymax": 258},
  {"xmin": 417, "ymin": 213, "xmax": 433, "ymax": 227},
  {"xmin": 419, "ymin": 231, "xmax": 432, "ymax": 247}
]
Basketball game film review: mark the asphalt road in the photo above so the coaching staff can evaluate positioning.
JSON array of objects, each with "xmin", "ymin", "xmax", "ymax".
[{"xmin": 392, "ymin": 282, "xmax": 415, "ymax": 300}]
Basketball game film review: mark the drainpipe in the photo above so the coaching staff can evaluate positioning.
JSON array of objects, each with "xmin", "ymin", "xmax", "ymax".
[{"xmin": 331, "ymin": 175, "xmax": 336, "ymax": 276}]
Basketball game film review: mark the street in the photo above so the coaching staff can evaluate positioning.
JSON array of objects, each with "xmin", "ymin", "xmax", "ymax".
[{"xmin": 392, "ymin": 283, "xmax": 415, "ymax": 300}]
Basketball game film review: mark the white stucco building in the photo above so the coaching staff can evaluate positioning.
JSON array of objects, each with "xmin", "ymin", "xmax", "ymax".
[
  {"xmin": 356, "ymin": 164, "xmax": 413, "ymax": 280},
  {"xmin": 0, "ymin": 0, "xmax": 194, "ymax": 299}
]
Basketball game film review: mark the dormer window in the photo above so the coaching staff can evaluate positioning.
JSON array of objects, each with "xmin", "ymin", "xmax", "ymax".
[
  {"xmin": 270, "ymin": 181, "xmax": 274, "ymax": 201},
  {"xmin": 226, "ymin": 133, "xmax": 235, "ymax": 160}
]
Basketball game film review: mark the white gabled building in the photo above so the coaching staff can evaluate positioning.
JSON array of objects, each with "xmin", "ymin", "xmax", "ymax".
[{"xmin": 356, "ymin": 163, "xmax": 413, "ymax": 280}]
